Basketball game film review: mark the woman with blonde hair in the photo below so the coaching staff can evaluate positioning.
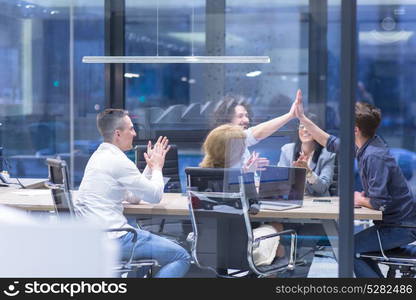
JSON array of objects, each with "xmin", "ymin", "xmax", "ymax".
[
  {"xmin": 200, "ymin": 124, "xmax": 251, "ymax": 170},
  {"xmin": 199, "ymin": 124, "xmax": 284, "ymax": 266}
]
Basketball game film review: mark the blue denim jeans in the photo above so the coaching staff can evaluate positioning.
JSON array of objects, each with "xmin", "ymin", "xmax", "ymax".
[
  {"xmin": 354, "ymin": 225, "xmax": 416, "ymax": 278},
  {"xmin": 118, "ymin": 227, "xmax": 191, "ymax": 278}
]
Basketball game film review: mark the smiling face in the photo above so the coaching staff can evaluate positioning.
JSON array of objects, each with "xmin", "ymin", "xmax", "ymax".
[
  {"xmin": 231, "ymin": 105, "xmax": 250, "ymax": 129},
  {"xmin": 298, "ymin": 124, "xmax": 314, "ymax": 143}
]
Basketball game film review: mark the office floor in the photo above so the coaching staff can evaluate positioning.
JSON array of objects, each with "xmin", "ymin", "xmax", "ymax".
[
  {"xmin": 148, "ymin": 221, "xmax": 396, "ymax": 278},
  {"xmin": 184, "ymin": 248, "xmax": 390, "ymax": 278}
]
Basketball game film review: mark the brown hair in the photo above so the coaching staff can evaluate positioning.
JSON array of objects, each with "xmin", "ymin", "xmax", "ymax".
[
  {"xmin": 200, "ymin": 124, "xmax": 247, "ymax": 168},
  {"xmin": 97, "ymin": 109, "xmax": 129, "ymax": 142},
  {"xmin": 355, "ymin": 102, "xmax": 381, "ymax": 138},
  {"xmin": 211, "ymin": 94, "xmax": 252, "ymax": 128}
]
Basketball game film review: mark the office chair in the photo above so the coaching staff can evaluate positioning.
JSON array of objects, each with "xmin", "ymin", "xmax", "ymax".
[
  {"xmin": 44, "ymin": 158, "xmax": 158, "ymax": 276},
  {"xmin": 185, "ymin": 167, "xmax": 299, "ymax": 278},
  {"xmin": 356, "ymin": 224, "xmax": 416, "ymax": 278}
]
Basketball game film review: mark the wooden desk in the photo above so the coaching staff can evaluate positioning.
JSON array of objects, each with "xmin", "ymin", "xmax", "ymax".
[
  {"xmin": 0, "ymin": 178, "xmax": 47, "ymax": 189},
  {"xmin": 0, "ymin": 189, "xmax": 54, "ymax": 211},
  {"xmin": 0, "ymin": 190, "xmax": 382, "ymax": 259},
  {"xmin": 0, "ymin": 190, "xmax": 381, "ymax": 220},
  {"xmin": 123, "ymin": 194, "xmax": 382, "ymax": 221}
]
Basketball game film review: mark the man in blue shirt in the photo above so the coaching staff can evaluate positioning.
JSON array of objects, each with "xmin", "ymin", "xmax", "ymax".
[{"xmin": 294, "ymin": 91, "xmax": 416, "ymax": 277}]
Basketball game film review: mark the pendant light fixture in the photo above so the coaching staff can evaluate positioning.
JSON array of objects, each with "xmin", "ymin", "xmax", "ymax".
[{"xmin": 83, "ymin": 0, "xmax": 270, "ymax": 64}]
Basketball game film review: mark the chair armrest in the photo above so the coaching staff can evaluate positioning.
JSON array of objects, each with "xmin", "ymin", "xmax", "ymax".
[
  {"xmin": 252, "ymin": 229, "xmax": 297, "ymax": 270},
  {"xmin": 368, "ymin": 223, "xmax": 416, "ymax": 261},
  {"xmin": 106, "ymin": 228, "xmax": 138, "ymax": 243},
  {"xmin": 106, "ymin": 228, "xmax": 140, "ymax": 267},
  {"xmin": 44, "ymin": 181, "xmax": 64, "ymax": 190},
  {"xmin": 253, "ymin": 229, "xmax": 296, "ymax": 244}
]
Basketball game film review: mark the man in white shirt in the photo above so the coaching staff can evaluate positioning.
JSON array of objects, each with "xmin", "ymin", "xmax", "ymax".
[{"xmin": 75, "ymin": 109, "xmax": 190, "ymax": 278}]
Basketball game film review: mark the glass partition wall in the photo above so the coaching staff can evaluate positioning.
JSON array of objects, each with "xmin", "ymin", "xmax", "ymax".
[
  {"xmin": 0, "ymin": 0, "xmax": 105, "ymax": 186},
  {"xmin": 1, "ymin": 0, "xmax": 415, "ymax": 278},
  {"xmin": 124, "ymin": 0, "xmax": 342, "ymax": 277}
]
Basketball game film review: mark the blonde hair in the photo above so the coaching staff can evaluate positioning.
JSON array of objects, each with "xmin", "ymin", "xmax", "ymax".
[{"xmin": 200, "ymin": 124, "xmax": 246, "ymax": 168}]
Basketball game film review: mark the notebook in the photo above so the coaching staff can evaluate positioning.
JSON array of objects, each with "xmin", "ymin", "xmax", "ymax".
[{"xmin": 258, "ymin": 166, "xmax": 306, "ymax": 211}]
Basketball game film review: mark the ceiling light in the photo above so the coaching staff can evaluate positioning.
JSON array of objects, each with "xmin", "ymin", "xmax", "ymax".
[
  {"xmin": 246, "ymin": 70, "xmax": 262, "ymax": 77},
  {"xmin": 124, "ymin": 72, "xmax": 140, "ymax": 78},
  {"xmin": 83, "ymin": 56, "xmax": 270, "ymax": 64},
  {"xmin": 82, "ymin": 0, "xmax": 268, "ymax": 65},
  {"xmin": 359, "ymin": 30, "xmax": 413, "ymax": 45}
]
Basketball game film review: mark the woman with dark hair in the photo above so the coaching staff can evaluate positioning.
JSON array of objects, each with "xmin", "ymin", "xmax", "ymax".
[
  {"xmin": 278, "ymin": 114, "xmax": 335, "ymax": 197},
  {"xmin": 275, "ymin": 113, "xmax": 334, "ymax": 278}
]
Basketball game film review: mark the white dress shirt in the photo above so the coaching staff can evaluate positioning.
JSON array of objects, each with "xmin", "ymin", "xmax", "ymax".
[{"xmin": 75, "ymin": 142, "xmax": 164, "ymax": 238}]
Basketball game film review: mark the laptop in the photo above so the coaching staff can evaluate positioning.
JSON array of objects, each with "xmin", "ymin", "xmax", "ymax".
[{"xmin": 258, "ymin": 166, "xmax": 306, "ymax": 211}]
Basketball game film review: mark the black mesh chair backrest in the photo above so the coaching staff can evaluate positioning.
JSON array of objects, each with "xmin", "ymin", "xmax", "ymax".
[
  {"xmin": 185, "ymin": 167, "xmax": 256, "ymax": 272},
  {"xmin": 185, "ymin": 167, "xmax": 258, "ymax": 203},
  {"xmin": 135, "ymin": 144, "xmax": 181, "ymax": 192},
  {"xmin": 45, "ymin": 158, "xmax": 75, "ymax": 215}
]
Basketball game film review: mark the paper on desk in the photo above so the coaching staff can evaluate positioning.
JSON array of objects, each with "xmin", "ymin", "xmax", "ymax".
[{"xmin": 12, "ymin": 190, "xmax": 51, "ymax": 196}]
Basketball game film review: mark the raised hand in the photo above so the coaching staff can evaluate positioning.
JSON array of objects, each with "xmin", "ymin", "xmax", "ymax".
[
  {"xmin": 146, "ymin": 136, "xmax": 169, "ymax": 158},
  {"xmin": 243, "ymin": 151, "xmax": 270, "ymax": 173},
  {"xmin": 144, "ymin": 136, "xmax": 171, "ymax": 171},
  {"xmin": 294, "ymin": 89, "xmax": 305, "ymax": 119},
  {"xmin": 288, "ymin": 91, "xmax": 298, "ymax": 119}
]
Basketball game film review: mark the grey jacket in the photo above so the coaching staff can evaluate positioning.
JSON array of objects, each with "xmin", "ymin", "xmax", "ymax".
[{"xmin": 277, "ymin": 143, "xmax": 336, "ymax": 196}]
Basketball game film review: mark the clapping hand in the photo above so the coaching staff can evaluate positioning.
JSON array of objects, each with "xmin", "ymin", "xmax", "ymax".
[
  {"xmin": 243, "ymin": 151, "xmax": 269, "ymax": 173},
  {"xmin": 292, "ymin": 153, "xmax": 311, "ymax": 174},
  {"xmin": 144, "ymin": 136, "xmax": 171, "ymax": 171}
]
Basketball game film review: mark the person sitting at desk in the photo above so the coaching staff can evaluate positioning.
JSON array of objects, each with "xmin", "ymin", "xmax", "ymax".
[
  {"xmin": 278, "ymin": 113, "xmax": 336, "ymax": 197},
  {"xmin": 294, "ymin": 91, "xmax": 416, "ymax": 278},
  {"xmin": 200, "ymin": 124, "xmax": 285, "ymax": 266},
  {"xmin": 75, "ymin": 109, "xmax": 190, "ymax": 278},
  {"xmin": 212, "ymin": 93, "xmax": 298, "ymax": 166}
]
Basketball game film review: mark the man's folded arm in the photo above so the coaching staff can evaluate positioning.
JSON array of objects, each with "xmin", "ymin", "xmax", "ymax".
[{"xmin": 118, "ymin": 166, "xmax": 165, "ymax": 204}]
